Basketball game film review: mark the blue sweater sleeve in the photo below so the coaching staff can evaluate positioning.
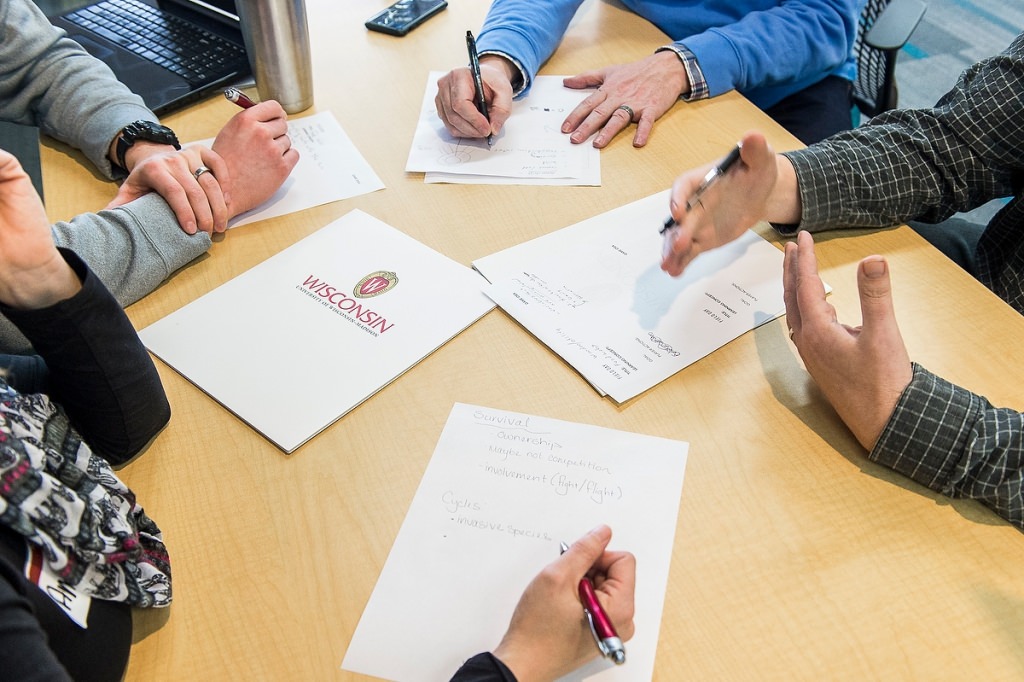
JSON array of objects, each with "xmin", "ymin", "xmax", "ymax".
[
  {"xmin": 673, "ymin": 0, "xmax": 859, "ymax": 108},
  {"xmin": 474, "ymin": 0, "xmax": 859, "ymax": 108},
  {"xmin": 476, "ymin": 0, "xmax": 587, "ymax": 95}
]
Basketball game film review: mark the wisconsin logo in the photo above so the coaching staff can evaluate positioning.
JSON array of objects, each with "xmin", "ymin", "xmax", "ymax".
[{"xmin": 353, "ymin": 270, "xmax": 398, "ymax": 298}]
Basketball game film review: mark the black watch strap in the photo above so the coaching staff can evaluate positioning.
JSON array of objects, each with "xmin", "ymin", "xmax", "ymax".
[{"xmin": 114, "ymin": 120, "xmax": 181, "ymax": 172}]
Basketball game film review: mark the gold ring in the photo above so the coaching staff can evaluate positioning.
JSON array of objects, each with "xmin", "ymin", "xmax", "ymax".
[{"xmin": 193, "ymin": 165, "xmax": 213, "ymax": 181}]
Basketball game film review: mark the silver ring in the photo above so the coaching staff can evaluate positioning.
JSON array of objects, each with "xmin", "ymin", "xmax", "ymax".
[
  {"xmin": 193, "ymin": 165, "xmax": 213, "ymax": 181},
  {"xmin": 616, "ymin": 104, "xmax": 635, "ymax": 122}
]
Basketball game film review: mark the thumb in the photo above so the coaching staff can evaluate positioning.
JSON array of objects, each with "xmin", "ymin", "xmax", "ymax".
[
  {"xmin": 562, "ymin": 525, "xmax": 612, "ymax": 577},
  {"xmin": 488, "ymin": 92, "xmax": 513, "ymax": 137},
  {"xmin": 563, "ymin": 70, "xmax": 604, "ymax": 90},
  {"xmin": 105, "ymin": 184, "xmax": 138, "ymax": 211},
  {"xmin": 857, "ymin": 256, "xmax": 898, "ymax": 331},
  {"xmin": 737, "ymin": 130, "xmax": 772, "ymax": 172}
]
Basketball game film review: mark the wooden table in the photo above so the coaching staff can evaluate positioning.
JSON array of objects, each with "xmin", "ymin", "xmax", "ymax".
[{"xmin": 39, "ymin": 1, "xmax": 1024, "ymax": 679}]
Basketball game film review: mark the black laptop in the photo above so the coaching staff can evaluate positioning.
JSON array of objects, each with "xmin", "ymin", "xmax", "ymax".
[{"xmin": 50, "ymin": 0, "xmax": 251, "ymax": 115}]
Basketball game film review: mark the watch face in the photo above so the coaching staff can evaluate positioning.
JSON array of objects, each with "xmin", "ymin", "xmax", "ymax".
[{"xmin": 124, "ymin": 120, "xmax": 179, "ymax": 146}]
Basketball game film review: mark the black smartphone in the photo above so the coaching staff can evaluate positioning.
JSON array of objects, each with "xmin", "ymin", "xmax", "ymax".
[{"xmin": 365, "ymin": 0, "xmax": 448, "ymax": 37}]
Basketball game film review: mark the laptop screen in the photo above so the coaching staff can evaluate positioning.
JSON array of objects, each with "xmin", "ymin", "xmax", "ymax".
[{"xmin": 167, "ymin": 0, "xmax": 240, "ymax": 26}]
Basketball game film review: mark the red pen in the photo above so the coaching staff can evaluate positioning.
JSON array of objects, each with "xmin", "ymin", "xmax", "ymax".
[
  {"xmin": 223, "ymin": 86, "xmax": 256, "ymax": 109},
  {"xmin": 559, "ymin": 541, "xmax": 627, "ymax": 665}
]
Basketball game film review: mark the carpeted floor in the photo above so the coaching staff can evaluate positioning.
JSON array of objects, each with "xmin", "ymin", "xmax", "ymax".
[
  {"xmin": 894, "ymin": 0, "xmax": 1024, "ymax": 109},
  {"xmin": 885, "ymin": 0, "xmax": 1023, "ymax": 223}
]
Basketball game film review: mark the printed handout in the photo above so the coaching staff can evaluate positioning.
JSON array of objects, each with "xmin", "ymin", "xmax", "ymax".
[
  {"xmin": 474, "ymin": 191, "xmax": 787, "ymax": 402},
  {"xmin": 407, "ymin": 72, "xmax": 600, "ymax": 186},
  {"xmin": 342, "ymin": 403, "xmax": 688, "ymax": 681}
]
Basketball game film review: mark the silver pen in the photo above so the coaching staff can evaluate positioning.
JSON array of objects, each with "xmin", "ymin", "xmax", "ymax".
[{"xmin": 660, "ymin": 142, "xmax": 743, "ymax": 234}]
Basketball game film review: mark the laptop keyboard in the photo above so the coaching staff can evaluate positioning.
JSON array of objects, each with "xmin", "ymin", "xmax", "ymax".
[{"xmin": 64, "ymin": 0, "xmax": 248, "ymax": 85}]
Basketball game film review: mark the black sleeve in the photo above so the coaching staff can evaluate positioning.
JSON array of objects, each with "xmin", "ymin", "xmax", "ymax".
[
  {"xmin": 0, "ymin": 557, "xmax": 74, "ymax": 682},
  {"xmin": 450, "ymin": 652, "xmax": 518, "ymax": 682},
  {"xmin": 0, "ymin": 249, "xmax": 170, "ymax": 463},
  {"xmin": 0, "ymin": 529, "xmax": 132, "ymax": 681}
]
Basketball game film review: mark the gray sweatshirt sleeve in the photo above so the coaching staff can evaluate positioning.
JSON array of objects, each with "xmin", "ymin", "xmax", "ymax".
[
  {"xmin": 0, "ymin": 193, "xmax": 211, "ymax": 353},
  {"xmin": 0, "ymin": 0, "xmax": 157, "ymax": 178}
]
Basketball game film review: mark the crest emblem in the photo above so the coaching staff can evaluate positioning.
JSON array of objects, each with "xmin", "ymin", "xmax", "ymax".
[{"xmin": 353, "ymin": 271, "xmax": 398, "ymax": 298}]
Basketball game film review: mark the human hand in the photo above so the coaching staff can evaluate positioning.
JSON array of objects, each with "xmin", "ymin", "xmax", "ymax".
[
  {"xmin": 492, "ymin": 525, "xmax": 636, "ymax": 682},
  {"xmin": 784, "ymin": 231, "xmax": 913, "ymax": 449},
  {"xmin": 561, "ymin": 51, "xmax": 687, "ymax": 148},
  {"xmin": 661, "ymin": 131, "xmax": 779, "ymax": 277},
  {"xmin": 212, "ymin": 100, "xmax": 299, "ymax": 218},
  {"xmin": 0, "ymin": 150, "xmax": 80, "ymax": 308},
  {"xmin": 107, "ymin": 144, "xmax": 230, "ymax": 235},
  {"xmin": 434, "ymin": 56, "xmax": 515, "ymax": 140}
]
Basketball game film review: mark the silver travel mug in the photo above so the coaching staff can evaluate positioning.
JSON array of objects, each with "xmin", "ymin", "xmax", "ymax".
[{"xmin": 236, "ymin": 0, "xmax": 314, "ymax": 114}]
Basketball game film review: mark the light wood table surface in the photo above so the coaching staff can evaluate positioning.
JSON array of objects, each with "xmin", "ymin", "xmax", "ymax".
[{"xmin": 39, "ymin": 0, "xmax": 1024, "ymax": 679}]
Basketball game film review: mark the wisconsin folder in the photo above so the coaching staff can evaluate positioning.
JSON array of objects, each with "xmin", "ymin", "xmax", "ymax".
[{"xmin": 140, "ymin": 210, "xmax": 495, "ymax": 453}]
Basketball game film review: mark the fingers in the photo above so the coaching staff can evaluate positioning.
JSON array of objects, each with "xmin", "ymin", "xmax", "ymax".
[
  {"xmin": 559, "ymin": 525, "xmax": 613, "ymax": 578},
  {"xmin": 483, "ymin": 65, "xmax": 514, "ymax": 136},
  {"xmin": 561, "ymin": 84, "xmax": 636, "ymax": 148},
  {"xmin": 660, "ymin": 171, "xmax": 710, "ymax": 276},
  {"xmin": 737, "ymin": 131, "xmax": 771, "ymax": 169},
  {"xmin": 633, "ymin": 112, "xmax": 655, "ymax": 148},
  {"xmin": 794, "ymin": 231, "xmax": 829, "ymax": 310},
  {"xmin": 856, "ymin": 255, "xmax": 898, "ymax": 334},
  {"xmin": 175, "ymin": 147, "xmax": 217, "ymax": 234},
  {"xmin": 783, "ymin": 240, "xmax": 802, "ymax": 336},
  {"xmin": 241, "ymin": 99, "xmax": 289, "ymax": 123},
  {"xmin": 788, "ymin": 231, "xmax": 838, "ymax": 344},
  {"xmin": 661, "ymin": 225, "xmax": 704, "ymax": 277},
  {"xmin": 562, "ymin": 70, "xmax": 604, "ymax": 91},
  {"xmin": 192, "ymin": 148, "xmax": 228, "ymax": 232},
  {"xmin": 0, "ymin": 150, "xmax": 42, "ymax": 207},
  {"xmin": 435, "ymin": 67, "xmax": 507, "ymax": 139},
  {"xmin": 0, "ymin": 149, "xmax": 23, "ymax": 182}
]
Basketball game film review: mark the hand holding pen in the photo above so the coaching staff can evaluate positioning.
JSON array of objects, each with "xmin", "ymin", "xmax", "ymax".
[
  {"xmin": 661, "ymin": 133, "xmax": 779, "ymax": 277},
  {"xmin": 490, "ymin": 526, "xmax": 635, "ymax": 681},
  {"xmin": 433, "ymin": 35, "xmax": 514, "ymax": 142}
]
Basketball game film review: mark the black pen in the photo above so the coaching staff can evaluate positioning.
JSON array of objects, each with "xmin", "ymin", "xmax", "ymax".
[
  {"xmin": 465, "ymin": 30, "xmax": 493, "ymax": 147},
  {"xmin": 660, "ymin": 143, "xmax": 743, "ymax": 234}
]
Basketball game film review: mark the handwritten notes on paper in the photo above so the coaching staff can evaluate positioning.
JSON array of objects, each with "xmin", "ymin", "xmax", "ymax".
[
  {"xmin": 341, "ymin": 403, "xmax": 688, "ymax": 682},
  {"xmin": 187, "ymin": 111, "xmax": 384, "ymax": 228},
  {"xmin": 474, "ymin": 190, "xmax": 787, "ymax": 403},
  {"xmin": 406, "ymin": 72, "xmax": 600, "ymax": 185}
]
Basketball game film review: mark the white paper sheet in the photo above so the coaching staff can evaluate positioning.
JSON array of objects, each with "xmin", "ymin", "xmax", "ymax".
[
  {"xmin": 407, "ymin": 72, "xmax": 600, "ymax": 185},
  {"xmin": 474, "ymin": 191, "xmax": 787, "ymax": 403},
  {"xmin": 187, "ymin": 111, "xmax": 385, "ymax": 228},
  {"xmin": 342, "ymin": 403, "xmax": 688, "ymax": 682},
  {"xmin": 139, "ymin": 210, "xmax": 494, "ymax": 453}
]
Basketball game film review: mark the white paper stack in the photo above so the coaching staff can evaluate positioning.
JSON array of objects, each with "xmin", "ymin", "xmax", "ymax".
[
  {"xmin": 473, "ymin": 191, "xmax": 788, "ymax": 403},
  {"xmin": 406, "ymin": 72, "xmax": 600, "ymax": 186}
]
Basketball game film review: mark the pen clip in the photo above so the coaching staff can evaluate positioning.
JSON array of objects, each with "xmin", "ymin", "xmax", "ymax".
[{"xmin": 583, "ymin": 607, "xmax": 611, "ymax": 657}]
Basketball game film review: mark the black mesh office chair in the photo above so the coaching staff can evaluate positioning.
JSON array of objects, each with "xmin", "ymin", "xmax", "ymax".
[{"xmin": 852, "ymin": 0, "xmax": 928, "ymax": 118}]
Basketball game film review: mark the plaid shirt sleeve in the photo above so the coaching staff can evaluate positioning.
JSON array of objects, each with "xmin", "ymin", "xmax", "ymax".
[
  {"xmin": 781, "ymin": 33, "xmax": 1024, "ymax": 233},
  {"xmin": 655, "ymin": 44, "xmax": 708, "ymax": 101},
  {"xmin": 871, "ymin": 363, "xmax": 1024, "ymax": 530}
]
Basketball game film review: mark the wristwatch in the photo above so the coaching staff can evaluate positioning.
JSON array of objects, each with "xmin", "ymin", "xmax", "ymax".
[{"xmin": 114, "ymin": 120, "xmax": 181, "ymax": 172}]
